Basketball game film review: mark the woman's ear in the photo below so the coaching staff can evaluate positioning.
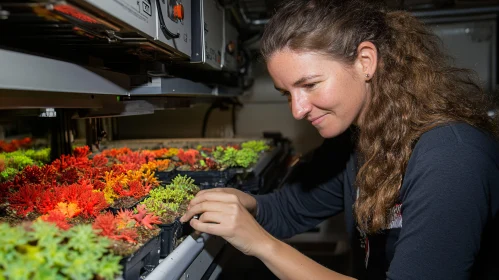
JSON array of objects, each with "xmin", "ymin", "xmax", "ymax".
[{"xmin": 356, "ymin": 41, "xmax": 378, "ymax": 81}]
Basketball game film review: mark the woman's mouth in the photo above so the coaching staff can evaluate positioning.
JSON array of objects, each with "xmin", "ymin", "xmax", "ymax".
[{"xmin": 309, "ymin": 114, "xmax": 326, "ymax": 126}]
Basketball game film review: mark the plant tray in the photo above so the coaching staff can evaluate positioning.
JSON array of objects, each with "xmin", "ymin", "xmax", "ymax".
[
  {"xmin": 120, "ymin": 233, "xmax": 161, "ymax": 280},
  {"xmin": 156, "ymin": 170, "xmax": 176, "ymax": 184},
  {"xmin": 108, "ymin": 196, "xmax": 148, "ymax": 215},
  {"xmin": 159, "ymin": 218, "xmax": 183, "ymax": 258},
  {"xmin": 174, "ymin": 169, "xmax": 238, "ymax": 190},
  {"xmin": 230, "ymin": 140, "xmax": 293, "ymax": 194}
]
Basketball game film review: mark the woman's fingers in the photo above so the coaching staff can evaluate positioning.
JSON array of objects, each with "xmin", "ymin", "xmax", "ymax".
[
  {"xmin": 188, "ymin": 203, "xmax": 271, "ymax": 257},
  {"xmin": 189, "ymin": 218, "xmax": 228, "ymax": 236},
  {"xmin": 197, "ymin": 211, "xmax": 225, "ymax": 224},
  {"xmin": 195, "ymin": 188, "xmax": 225, "ymax": 197},
  {"xmin": 188, "ymin": 190, "xmax": 240, "ymax": 209},
  {"xmin": 189, "ymin": 211, "xmax": 239, "ymax": 237},
  {"xmin": 180, "ymin": 200, "xmax": 237, "ymax": 222}
]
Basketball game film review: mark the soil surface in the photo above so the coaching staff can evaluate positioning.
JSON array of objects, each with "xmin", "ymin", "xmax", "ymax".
[
  {"xmin": 110, "ymin": 227, "xmax": 161, "ymax": 256},
  {"xmin": 111, "ymin": 196, "xmax": 140, "ymax": 209},
  {"xmin": 0, "ymin": 205, "xmax": 41, "ymax": 226}
]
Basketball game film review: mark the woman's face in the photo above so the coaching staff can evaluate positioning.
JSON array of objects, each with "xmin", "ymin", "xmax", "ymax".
[{"xmin": 267, "ymin": 48, "xmax": 371, "ymax": 138}]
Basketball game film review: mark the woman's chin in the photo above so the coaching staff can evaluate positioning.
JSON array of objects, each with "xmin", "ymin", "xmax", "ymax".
[
  {"xmin": 316, "ymin": 124, "xmax": 347, "ymax": 139},
  {"xmin": 317, "ymin": 128, "xmax": 338, "ymax": 139}
]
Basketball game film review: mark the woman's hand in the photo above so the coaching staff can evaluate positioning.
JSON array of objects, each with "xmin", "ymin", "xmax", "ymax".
[
  {"xmin": 179, "ymin": 189, "xmax": 275, "ymax": 257},
  {"xmin": 185, "ymin": 188, "xmax": 258, "ymax": 216},
  {"xmin": 180, "ymin": 189, "xmax": 354, "ymax": 280}
]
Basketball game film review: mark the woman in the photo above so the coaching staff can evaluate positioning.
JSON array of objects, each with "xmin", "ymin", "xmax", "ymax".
[{"xmin": 180, "ymin": 0, "xmax": 499, "ymax": 279}]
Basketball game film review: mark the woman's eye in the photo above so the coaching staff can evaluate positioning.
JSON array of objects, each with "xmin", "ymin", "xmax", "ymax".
[
  {"xmin": 280, "ymin": 91, "xmax": 290, "ymax": 97},
  {"xmin": 304, "ymin": 83, "xmax": 316, "ymax": 89}
]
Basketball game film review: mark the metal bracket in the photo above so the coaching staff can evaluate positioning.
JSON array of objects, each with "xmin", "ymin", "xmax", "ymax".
[{"xmin": 105, "ymin": 30, "xmax": 148, "ymax": 43}]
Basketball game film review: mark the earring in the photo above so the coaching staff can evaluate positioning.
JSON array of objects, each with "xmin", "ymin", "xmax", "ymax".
[{"xmin": 365, "ymin": 73, "xmax": 370, "ymax": 78}]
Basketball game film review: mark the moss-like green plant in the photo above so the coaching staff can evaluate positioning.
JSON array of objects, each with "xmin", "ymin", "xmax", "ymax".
[
  {"xmin": 141, "ymin": 186, "xmax": 194, "ymax": 220},
  {"xmin": 170, "ymin": 174, "xmax": 200, "ymax": 194},
  {"xmin": 0, "ymin": 220, "xmax": 122, "ymax": 280},
  {"xmin": 23, "ymin": 148, "xmax": 51, "ymax": 164},
  {"xmin": 220, "ymin": 147, "xmax": 239, "ymax": 167},
  {"xmin": 0, "ymin": 153, "xmax": 33, "ymax": 182},
  {"xmin": 3, "ymin": 153, "xmax": 33, "ymax": 170},
  {"xmin": 0, "ymin": 148, "xmax": 51, "ymax": 181},
  {"xmin": 212, "ymin": 147, "xmax": 258, "ymax": 168},
  {"xmin": 212, "ymin": 146, "xmax": 225, "ymax": 162},
  {"xmin": 235, "ymin": 148, "xmax": 259, "ymax": 168},
  {"xmin": 0, "ymin": 167, "xmax": 17, "ymax": 181},
  {"xmin": 241, "ymin": 140, "xmax": 269, "ymax": 153},
  {"xmin": 140, "ymin": 175, "xmax": 198, "ymax": 222}
]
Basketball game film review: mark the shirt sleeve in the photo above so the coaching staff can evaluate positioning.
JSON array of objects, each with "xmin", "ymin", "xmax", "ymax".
[
  {"xmin": 253, "ymin": 131, "xmax": 354, "ymax": 239},
  {"xmin": 387, "ymin": 140, "xmax": 496, "ymax": 280}
]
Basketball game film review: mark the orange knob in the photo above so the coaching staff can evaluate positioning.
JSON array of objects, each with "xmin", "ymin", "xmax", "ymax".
[
  {"xmin": 226, "ymin": 41, "xmax": 236, "ymax": 55},
  {"xmin": 173, "ymin": 4, "xmax": 184, "ymax": 20}
]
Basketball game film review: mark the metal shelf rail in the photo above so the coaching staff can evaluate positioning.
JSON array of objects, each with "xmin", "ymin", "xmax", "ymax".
[{"xmin": 145, "ymin": 233, "xmax": 227, "ymax": 280}]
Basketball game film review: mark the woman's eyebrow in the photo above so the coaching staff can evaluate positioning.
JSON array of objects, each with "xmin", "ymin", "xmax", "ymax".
[
  {"xmin": 274, "ymin": 75, "xmax": 323, "ymax": 91},
  {"xmin": 293, "ymin": 75, "xmax": 322, "ymax": 86},
  {"xmin": 274, "ymin": 85, "xmax": 284, "ymax": 91}
]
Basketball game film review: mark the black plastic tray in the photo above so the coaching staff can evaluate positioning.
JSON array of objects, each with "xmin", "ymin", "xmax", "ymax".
[
  {"xmin": 156, "ymin": 170, "xmax": 176, "ymax": 184},
  {"xmin": 158, "ymin": 218, "xmax": 183, "ymax": 258},
  {"xmin": 120, "ymin": 233, "xmax": 161, "ymax": 280},
  {"xmin": 231, "ymin": 140, "xmax": 292, "ymax": 194},
  {"xmin": 174, "ymin": 169, "xmax": 238, "ymax": 190}
]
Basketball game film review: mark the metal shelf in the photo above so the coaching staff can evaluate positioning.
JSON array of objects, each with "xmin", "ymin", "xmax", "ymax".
[
  {"xmin": 0, "ymin": 49, "xmax": 130, "ymax": 95},
  {"xmin": 0, "ymin": 48, "xmax": 243, "ymax": 101},
  {"xmin": 145, "ymin": 233, "xmax": 227, "ymax": 280},
  {"xmin": 130, "ymin": 77, "xmax": 243, "ymax": 97}
]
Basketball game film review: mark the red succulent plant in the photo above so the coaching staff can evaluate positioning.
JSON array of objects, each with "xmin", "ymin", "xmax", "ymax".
[
  {"xmin": 39, "ymin": 210, "xmax": 71, "ymax": 230},
  {"xmin": 101, "ymin": 147, "xmax": 132, "ymax": 158},
  {"xmin": 92, "ymin": 212, "xmax": 140, "ymax": 243},
  {"xmin": 177, "ymin": 149, "xmax": 200, "ymax": 166},
  {"xmin": 8, "ymin": 184, "xmax": 43, "ymax": 216},
  {"xmin": 133, "ymin": 204, "xmax": 161, "ymax": 229},
  {"xmin": 0, "ymin": 137, "xmax": 32, "ymax": 152}
]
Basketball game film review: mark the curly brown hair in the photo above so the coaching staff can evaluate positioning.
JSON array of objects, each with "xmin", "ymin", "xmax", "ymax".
[{"xmin": 261, "ymin": 0, "xmax": 498, "ymax": 233}]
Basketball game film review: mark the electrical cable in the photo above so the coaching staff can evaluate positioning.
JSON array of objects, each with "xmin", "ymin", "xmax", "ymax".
[
  {"xmin": 201, "ymin": 103, "xmax": 217, "ymax": 138},
  {"xmin": 232, "ymin": 103, "xmax": 237, "ymax": 136},
  {"xmin": 231, "ymin": 97, "xmax": 242, "ymax": 137},
  {"xmin": 156, "ymin": 0, "xmax": 180, "ymax": 39},
  {"xmin": 201, "ymin": 98, "xmax": 242, "ymax": 138}
]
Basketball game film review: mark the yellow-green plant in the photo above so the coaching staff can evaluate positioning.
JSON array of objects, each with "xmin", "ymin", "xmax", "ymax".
[
  {"xmin": 212, "ymin": 147, "xmax": 258, "ymax": 168},
  {"xmin": 0, "ymin": 148, "xmax": 51, "ymax": 181},
  {"xmin": 23, "ymin": 148, "xmax": 51, "ymax": 164},
  {"xmin": 241, "ymin": 140, "xmax": 270, "ymax": 153},
  {"xmin": 170, "ymin": 174, "xmax": 199, "ymax": 194},
  {"xmin": 212, "ymin": 146, "xmax": 225, "ymax": 160},
  {"xmin": 0, "ymin": 220, "xmax": 122, "ymax": 280},
  {"xmin": 141, "ymin": 186, "xmax": 194, "ymax": 223},
  {"xmin": 141, "ymin": 175, "xmax": 198, "ymax": 223},
  {"xmin": 235, "ymin": 148, "xmax": 259, "ymax": 168},
  {"xmin": 0, "ymin": 153, "xmax": 33, "ymax": 181},
  {"xmin": 0, "ymin": 153, "xmax": 33, "ymax": 170}
]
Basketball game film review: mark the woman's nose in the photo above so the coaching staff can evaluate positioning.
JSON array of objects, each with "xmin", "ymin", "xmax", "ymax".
[{"xmin": 290, "ymin": 92, "xmax": 312, "ymax": 120}]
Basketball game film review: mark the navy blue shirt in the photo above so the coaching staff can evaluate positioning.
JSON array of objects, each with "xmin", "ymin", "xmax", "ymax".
[{"xmin": 254, "ymin": 123, "xmax": 499, "ymax": 279}]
